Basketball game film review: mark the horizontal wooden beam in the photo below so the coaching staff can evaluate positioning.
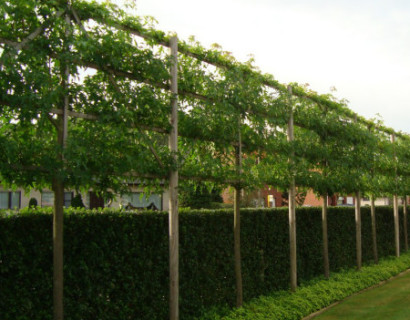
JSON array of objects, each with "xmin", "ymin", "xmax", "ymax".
[
  {"xmin": 74, "ymin": 10, "xmax": 409, "ymax": 140},
  {"xmin": 50, "ymin": 108, "xmax": 97, "ymax": 120},
  {"xmin": 0, "ymin": 9, "xmax": 65, "ymax": 51},
  {"xmin": 49, "ymin": 108, "xmax": 170, "ymax": 134}
]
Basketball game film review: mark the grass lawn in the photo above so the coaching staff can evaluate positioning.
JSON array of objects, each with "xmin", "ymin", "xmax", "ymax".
[{"xmin": 312, "ymin": 271, "xmax": 410, "ymax": 320}]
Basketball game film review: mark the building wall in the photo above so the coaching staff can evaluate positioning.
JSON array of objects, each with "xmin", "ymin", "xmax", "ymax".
[
  {"xmin": 361, "ymin": 197, "xmax": 390, "ymax": 206},
  {"xmin": 302, "ymin": 189, "xmax": 401, "ymax": 207},
  {"xmin": 222, "ymin": 186, "xmax": 283, "ymax": 208},
  {"xmin": 0, "ymin": 186, "xmax": 169, "ymax": 211},
  {"xmin": 361, "ymin": 197, "xmax": 406, "ymax": 206},
  {"xmin": 303, "ymin": 190, "xmax": 323, "ymax": 207},
  {"xmin": 259, "ymin": 187, "xmax": 283, "ymax": 207},
  {"xmin": 303, "ymin": 190, "xmax": 339, "ymax": 207}
]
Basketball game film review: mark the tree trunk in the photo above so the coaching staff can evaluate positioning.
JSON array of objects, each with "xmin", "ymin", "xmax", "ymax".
[
  {"xmin": 393, "ymin": 194, "xmax": 400, "ymax": 257},
  {"xmin": 233, "ymin": 111, "xmax": 243, "ymax": 307},
  {"xmin": 391, "ymin": 134, "xmax": 400, "ymax": 257},
  {"xmin": 52, "ymin": 179, "xmax": 64, "ymax": 320},
  {"xmin": 289, "ymin": 180, "xmax": 297, "ymax": 290},
  {"xmin": 355, "ymin": 192, "xmax": 362, "ymax": 270},
  {"xmin": 52, "ymin": 12, "xmax": 70, "ymax": 319},
  {"xmin": 322, "ymin": 194, "xmax": 329, "ymax": 279},
  {"xmin": 234, "ymin": 186, "xmax": 243, "ymax": 307},
  {"xmin": 287, "ymin": 86, "xmax": 297, "ymax": 291},
  {"xmin": 404, "ymin": 196, "xmax": 408, "ymax": 251},
  {"xmin": 370, "ymin": 196, "xmax": 378, "ymax": 264},
  {"xmin": 168, "ymin": 36, "xmax": 179, "ymax": 320}
]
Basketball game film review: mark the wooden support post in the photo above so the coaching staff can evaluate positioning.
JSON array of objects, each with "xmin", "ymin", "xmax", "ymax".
[
  {"xmin": 169, "ymin": 36, "xmax": 179, "ymax": 320},
  {"xmin": 352, "ymin": 114, "xmax": 362, "ymax": 270},
  {"xmin": 355, "ymin": 191, "xmax": 362, "ymax": 270},
  {"xmin": 52, "ymin": 179, "xmax": 64, "ymax": 320},
  {"xmin": 370, "ymin": 196, "xmax": 378, "ymax": 264},
  {"xmin": 257, "ymin": 157, "xmax": 263, "ymax": 207},
  {"xmin": 322, "ymin": 194, "xmax": 329, "ymax": 279},
  {"xmin": 320, "ymin": 107, "xmax": 330, "ymax": 280},
  {"xmin": 404, "ymin": 196, "xmax": 408, "ymax": 251},
  {"xmin": 393, "ymin": 194, "xmax": 400, "ymax": 257},
  {"xmin": 234, "ymin": 117, "xmax": 243, "ymax": 307},
  {"xmin": 391, "ymin": 134, "xmax": 400, "ymax": 257},
  {"xmin": 53, "ymin": 11, "xmax": 71, "ymax": 320},
  {"xmin": 367, "ymin": 126, "xmax": 378, "ymax": 264},
  {"xmin": 287, "ymin": 86, "xmax": 297, "ymax": 291},
  {"xmin": 234, "ymin": 185, "xmax": 243, "ymax": 307},
  {"xmin": 53, "ymin": 111, "xmax": 67, "ymax": 320}
]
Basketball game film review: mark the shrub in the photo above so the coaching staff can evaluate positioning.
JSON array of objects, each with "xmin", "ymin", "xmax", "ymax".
[
  {"xmin": 0, "ymin": 206, "xmax": 406, "ymax": 319},
  {"xmin": 28, "ymin": 197, "xmax": 38, "ymax": 208},
  {"xmin": 179, "ymin": 181, "xmax": 223, "ymax": 209},
  {"xmin": 70, "ymin": 194, "xmax": 85, "ymax": 208},
  {"xmin": 196, "ymin": 252, "xmax": 410, "ymax": 320}
]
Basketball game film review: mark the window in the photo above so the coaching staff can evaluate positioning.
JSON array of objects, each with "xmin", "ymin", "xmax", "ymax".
[
  {"xmin": 41, "ymin": 192, "xmax": 54, "ymax": 207},
  {"xmin": 0, "ymin": 191, "xmax": 21, "ymax": 209},
  {"xmin": 42, "ymin": 192, "xmax": 73, "ymax": 208},
  {"xmin": 64, "ymin": 192, "xmax": 73, "ymax": 208},
  {"xmin": 122, "ymin": 192, "xmax": 162, "ymax": 210},
  {"xmin": 267, "ymin": 195, "xmax": 276, "ymax": 208}
]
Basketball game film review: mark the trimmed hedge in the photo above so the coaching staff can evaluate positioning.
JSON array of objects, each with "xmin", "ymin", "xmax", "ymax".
[
  {"xmin": 196, "ymin": 251, "xmax": 410, "ymax": 320},
  {"xmin": 0, "ymin": 206, "xmax": 407, "ymax": 319}
]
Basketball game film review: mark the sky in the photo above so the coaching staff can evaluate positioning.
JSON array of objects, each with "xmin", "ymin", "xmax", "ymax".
[{"xmin": 112, "ymin": 0, "xmax": 410, "ymax": 134}]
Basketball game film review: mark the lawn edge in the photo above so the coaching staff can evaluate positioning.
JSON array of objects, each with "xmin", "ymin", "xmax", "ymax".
[
  {"xmin": 301, "ymin": 267, "xmax": 410, "ymax": 320},
  {"xmin": 197, "ymin": 252, "xmax": 410, "ymax": 320}
]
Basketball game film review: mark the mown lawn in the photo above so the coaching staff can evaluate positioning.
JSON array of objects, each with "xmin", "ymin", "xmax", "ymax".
[{"xmin": 313, "ymin": 271, "xmax": 410, "ymax": 320}]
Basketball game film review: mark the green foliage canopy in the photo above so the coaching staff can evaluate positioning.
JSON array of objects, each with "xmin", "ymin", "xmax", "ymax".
[{"xmin": 0, "ymin": 0, "xmax": 408, "ymax": 197}]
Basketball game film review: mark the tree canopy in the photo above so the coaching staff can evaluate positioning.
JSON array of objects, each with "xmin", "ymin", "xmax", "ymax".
[{"xmin": 0, "ymin": 0, "xmax": 409, "ymax": 201}]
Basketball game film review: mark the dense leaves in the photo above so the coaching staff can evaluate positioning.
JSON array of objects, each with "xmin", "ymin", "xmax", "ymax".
[
  {"xmin": 197, "ymin": 252, "xmax": 410, "ymax": 320},
  {"xmin": 0, "ymin": 206, "xmax": 407, "ymax": 319},
  {"xmin": 0, "ymin": 0, "xmax": 409, "ymax": 196}
]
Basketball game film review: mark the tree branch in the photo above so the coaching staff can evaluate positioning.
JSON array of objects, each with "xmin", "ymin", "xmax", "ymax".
[{"xmin": 0, "ymin": 9, "xmax": 65, "ymax": 51}]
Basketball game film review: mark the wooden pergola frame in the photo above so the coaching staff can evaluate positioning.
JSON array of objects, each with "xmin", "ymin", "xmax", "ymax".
[{"xmin": 1, "ymin": 3, "xmax": 409, "ymax": 320}]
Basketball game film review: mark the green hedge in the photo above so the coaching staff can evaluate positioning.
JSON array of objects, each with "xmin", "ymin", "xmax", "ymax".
[
  {"xmin": 196, "ymin": 252, "xmax": 410, "ymax": 320},
  {"xmin": 0, "ymin": 206, "xmax": 407, "ymax": 319}
]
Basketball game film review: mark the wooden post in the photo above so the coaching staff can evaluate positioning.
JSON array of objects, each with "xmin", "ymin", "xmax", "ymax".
[
  {"xmin": 355, "ymin": 191, "xmax": 362, "ymax": 270},
  {"xmin": 234, "ymin": 117, "xmax": 243, "ymax": 307},
  {"xmin": 322, "ymin": 194, "xmax": 330, "ymax": 279},
  {"xmin": 404, "ymin": 196, "xmax": 408, "ymax": 251},
  {"xmin": 352, "ymin": 114, "xmax": 362, "ymax": 270},
  {"xmin": 234, "ymin": 185, "xmax": 243, "ymax": 306},
  {"xmin": 367, "ymin": 125, "xmax": 378, "ymax": 264},
  {"xmin": 52, "ymin": 179, "xmax": 64, "ymax": 320},
  {"xmin": 287, "ymin": 86, "xmax": 297, "ymax": 291},
  {"xmin": 53, "ymin": 11, "xmax": 71, "ymax": 320},
  {"xmin": 169, "ymin": 36, "xmax": 179, "ymax": 320},
  {"xmin": 391, "ymin": 134, "xmax": 400, "ymax": 257},
  {"xmin": 320, "ymin": 107, "xmax": 330, "ymax": 280},
  {"xmin": 370, "ymin": 196, "xmax": 378, "ymax": 264},
  {"xmin": 393, "ymin": 194, "xmax": 400, "ymax": 257},
  {"xmin": 257, "ymin": 157, "xmax": 263, "ymax": 207}
]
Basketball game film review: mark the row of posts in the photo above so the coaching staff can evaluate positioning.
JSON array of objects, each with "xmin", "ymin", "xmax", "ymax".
[
  {"xmin": 53, "ymin": 34, "xmax": 408, "ymax": 320},
  {"xmin": 166, "ymin": 38, "xmax": 408, "ymax": 318}
]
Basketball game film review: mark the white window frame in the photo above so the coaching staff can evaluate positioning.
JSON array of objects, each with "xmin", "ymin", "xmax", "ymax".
[{"xmin": 0, "ymin": 191, "xmax": 21, "ymax": 209}]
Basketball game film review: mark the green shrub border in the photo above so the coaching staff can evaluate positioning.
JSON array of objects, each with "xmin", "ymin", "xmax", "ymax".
[
  {"xmin": 197, "ymin": 252, "xmax": 410, "ymax": 320},
  {"xmin": 0, "ymin": 206, "xmax": 408, "ymax": 319}
]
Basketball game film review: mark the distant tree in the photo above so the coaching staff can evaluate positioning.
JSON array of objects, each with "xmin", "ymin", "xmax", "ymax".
[
  {"xmin": 281, "ymin": 189, "xmax": 307, "ymax": 207},
  {"xmin": 71, "ymin": 194, "xmax": 85, "ymax": 208},
  {"xmin": 28, "ymin": 197, "xmax": 38, "ymax": 208},
  {"xmin": 179, "ymin": 181, "xmax": 223, "ymax": 209},
  {"xmin": 0, "ymin": 2, "xmax": 171, "ymax": 318}
]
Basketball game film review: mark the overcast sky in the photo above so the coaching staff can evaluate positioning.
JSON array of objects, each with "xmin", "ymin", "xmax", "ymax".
[{"xmin": 113, "ymin": 0, "xmax": 410, "ymax": 134}]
